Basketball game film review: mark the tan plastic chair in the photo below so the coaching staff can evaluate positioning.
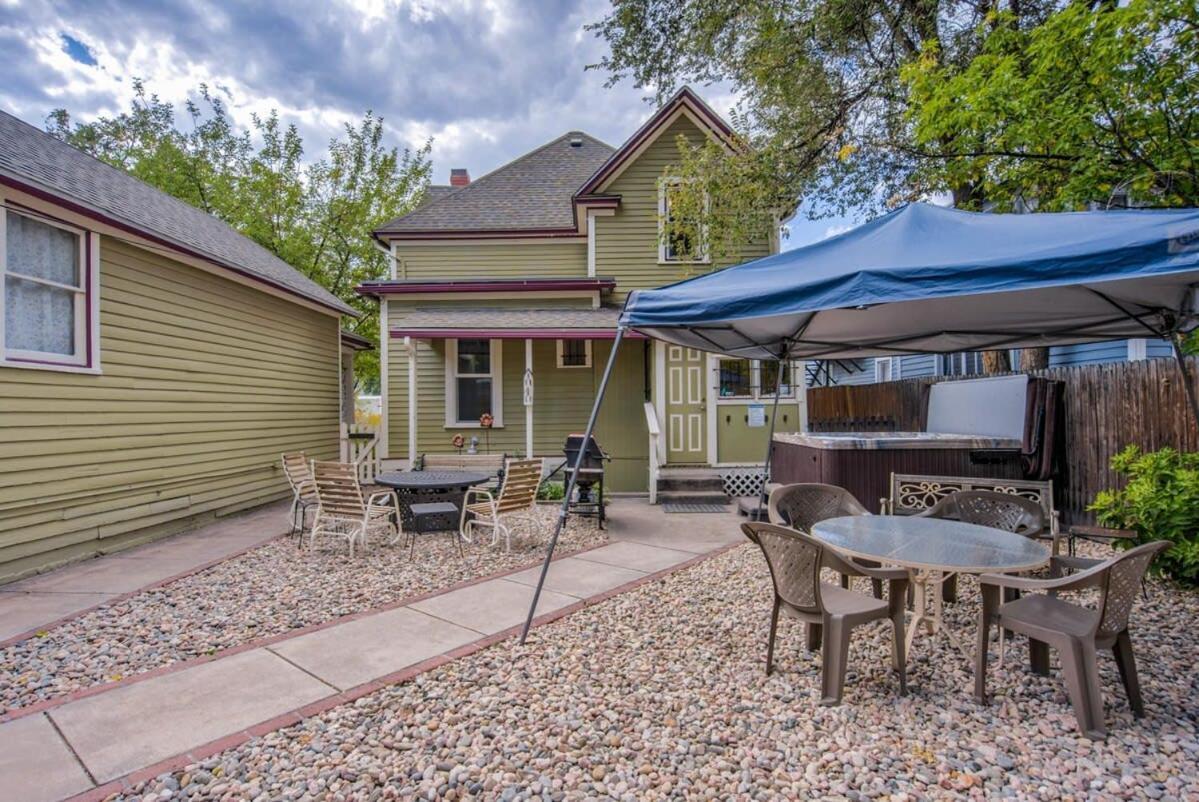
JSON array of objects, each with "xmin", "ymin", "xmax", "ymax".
[
  {"xmin": 920, "ymin": 489, "xmax": 1051, "ymax": 603},
  {"xmin": 309, "ymin": 460, "xmax": 400, "ymax": 557},
  {"xmin": 975, "ymin": 540, "xmax": 1171, "ymax": 739},
  {"xmin": 281, "ymin": 452, "xmax": 318, "ymax": 544},
  {"xmin": 768, "ymin": 483, "xmax": 885, "ymax": 598},
  {"xmin": 460, "ymin": 458, "xmax": 542, "ymax": 552},
  {"xmin": 742, "ymin": 522, "xmax": 909, "ymax": 706}
]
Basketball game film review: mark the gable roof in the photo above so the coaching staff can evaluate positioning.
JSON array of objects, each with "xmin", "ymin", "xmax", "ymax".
[
  {"xmin": 372, "ymin": 88, "xmax": 735, "ymax": 242},
  {"xmin": 0, "ymin": 110, "xmax": 354, "ymax": 316},
  {"xmin": 574, "ymin": 86, "xmax": 736, "ymax": 198},
  {"xmin": 374, "ymin": 132, "xmax": 614, "ymax": 237}
]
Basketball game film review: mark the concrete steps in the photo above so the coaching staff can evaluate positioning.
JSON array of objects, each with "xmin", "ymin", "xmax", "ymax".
[{"xmin": 656, "ymin": 468, "xmax": 727, "ymax": 506}]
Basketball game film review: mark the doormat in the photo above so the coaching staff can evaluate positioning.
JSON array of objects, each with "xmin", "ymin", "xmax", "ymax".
[{"xmin": 662, "ymin": 503, "xmax": 729, "ymax": 514}]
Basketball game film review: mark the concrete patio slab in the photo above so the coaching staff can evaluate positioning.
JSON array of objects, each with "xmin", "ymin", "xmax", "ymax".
[
  {"xmin": 410, "ymin": 577, "xmax": 577, "ymax": 635},
  {"xmin": 269, "ymin": 607, "xmax": 480, "ymax": 691},
  {"xmin": 48, "ymin": 648, "xmax": 330, "ymax": 783},
  {"xmin": 573, "ymin": 541, "xmax": 698, "ymax": 573},
  {"xmin": 0, "ymin": 591, "xmax": 112, "ymax": 642},
  {"xmin": 504, "ymin": 557, "xmax": 646, "ymax": 598},
  {"xmin": 8, "ymin": 557, "xmax": 211, "ymax": 595},
  {"xmin": 0, "ymin": 713, "xmax": 92, "ymax": 802}
]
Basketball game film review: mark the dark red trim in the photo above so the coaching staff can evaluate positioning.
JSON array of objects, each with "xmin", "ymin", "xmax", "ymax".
[
  {"xmin": 574, "ymin": 87, "xmax": 736, "ymax": 199},
  {"xmin": 575, "ymin": 195, "xmax": 621, "ymax": 208},
  {"xmin": 390, "ymin": 328, "xmax": 644, "ymax": 340},
  {"xmin": 357, "ymin": 278, "xmax": 615, "ymax": 297},
  {"xmin": 339, "ymin": 330, "xmax": 374, "ymax": 350},
  {"xmin": 0, "ymin": 173, "xmax": 354, "ymax": 317}
]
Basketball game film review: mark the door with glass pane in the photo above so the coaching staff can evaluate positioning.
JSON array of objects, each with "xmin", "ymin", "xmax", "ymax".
[{"xmin": 664, "ymin": 345, "xmax": 706, "ymax": 463}]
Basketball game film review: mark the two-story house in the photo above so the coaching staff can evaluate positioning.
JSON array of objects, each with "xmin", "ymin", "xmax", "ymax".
[{"xmin": 358, "ymin": 88, "xmax": 801, "ymax": 493}]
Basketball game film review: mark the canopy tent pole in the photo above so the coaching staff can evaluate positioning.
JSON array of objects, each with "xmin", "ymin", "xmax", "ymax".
[
  {"xmin": 520, "ymin": 327, "xmax": 626, "ymax": 645},
  {"xmin": 1169, "ymin": 331, "xmax": 1199, "ymax": 430},
  {"xmin": 754, "ymin": 357, "xmax": 786, "ymax": 521}
]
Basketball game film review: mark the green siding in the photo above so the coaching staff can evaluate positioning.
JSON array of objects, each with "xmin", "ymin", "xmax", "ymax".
[
  {"xmin": 595, "ymin": 115, "xmax": 773, "ymax": 302},
  {"xmin": 0, "ymin": 236, "xmax": 341, "ymax": 583},
  {"xmin": 715, "ymin": 401, "xmax": 805, "ymax": 464},
  {"xmin": 394, "ymin": 241, "xmax": 586, "ymax": 280}
]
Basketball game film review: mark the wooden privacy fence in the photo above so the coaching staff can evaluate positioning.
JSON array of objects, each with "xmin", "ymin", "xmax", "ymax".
[{"xmin": 806, "ymin": 357, "xmax": 1199, "ymax": 523}]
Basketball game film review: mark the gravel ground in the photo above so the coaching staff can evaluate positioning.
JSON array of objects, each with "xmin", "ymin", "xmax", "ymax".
[
  {"xmin": 115, "ymin": 541, "xmax": 1198, "ymax": 801},
  {"xmin": 0, "ymin": 506, "xmax": 603, "ymax": 713}
]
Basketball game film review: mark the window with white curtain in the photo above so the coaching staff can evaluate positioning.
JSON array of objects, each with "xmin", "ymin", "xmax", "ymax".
[{"xmin": 2, "ymin": 208, "xmax": 91, "ymax": 368}]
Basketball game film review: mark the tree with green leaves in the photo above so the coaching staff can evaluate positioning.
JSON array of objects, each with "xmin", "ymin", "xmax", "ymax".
[
  {"xmin": 589, "ymin": 0, "xmax": 1198, "ymax": 260},
  {"xmin": 47, "ymin": 81, "xmax": 432, "ymax": 389}
]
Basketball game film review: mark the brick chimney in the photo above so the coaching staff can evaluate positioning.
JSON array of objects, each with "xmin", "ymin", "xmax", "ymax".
[{"xmin": 450, "ymin": 168, "xmax": 470, "ymax": 187}]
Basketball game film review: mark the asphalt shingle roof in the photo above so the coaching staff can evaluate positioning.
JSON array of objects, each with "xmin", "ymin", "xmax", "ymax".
[
  {"xmin": 0, "ymin": 110, "xmax": 354, "ymax": 315},
  {"xmin": 375, "ymin": 132, "xmax": 614, "ymax": 234}
]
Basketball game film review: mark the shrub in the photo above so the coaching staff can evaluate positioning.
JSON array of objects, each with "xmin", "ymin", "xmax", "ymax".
[
  {"xmin": 537, "ymin": 481, "xmax": 566, "ymax": 502},
  {"xmin": 1088, "ymin": 445, "xmax": 1199, "ymax": 586}
]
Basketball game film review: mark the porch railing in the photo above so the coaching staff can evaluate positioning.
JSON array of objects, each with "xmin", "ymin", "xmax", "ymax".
[
  {"xmin": 340, "ymin": 422, "xmax": 380, "ymax": 485},
  {"xmin": 644, "ymin": 401, "xmax": 664, "ymax": 504}
]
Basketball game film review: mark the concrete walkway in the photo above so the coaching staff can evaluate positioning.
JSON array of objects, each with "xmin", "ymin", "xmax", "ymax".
[
  {"xmin": 0, "ymin": 500, "xmax": 742, "ymax": 802},
  {"xmin": 0, "ymin": 503, "xmax": 290, "ymax": 644}
]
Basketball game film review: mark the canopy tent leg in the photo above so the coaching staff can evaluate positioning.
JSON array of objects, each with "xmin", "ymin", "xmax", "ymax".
[
  {"xmin": 519, "ymin": 327, "xmax": 627, "ymax": 645},
  {"xmin": 1170, "ymin": 331, "xmax": 1199, "ymax": 430},
  {"xmin": 754, "ymin": 357, "xmax": 786, "ymax": 521}
]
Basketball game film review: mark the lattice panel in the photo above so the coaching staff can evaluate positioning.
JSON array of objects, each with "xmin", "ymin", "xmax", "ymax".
[{"xmin": 720, "ymin": 467, "xmax": 769, "ymax": 498}]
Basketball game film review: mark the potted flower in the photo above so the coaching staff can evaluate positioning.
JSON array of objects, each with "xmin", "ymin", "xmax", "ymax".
[{"xmin": 479, "ymin": 412, "xmax": 494, "ymax": 453}]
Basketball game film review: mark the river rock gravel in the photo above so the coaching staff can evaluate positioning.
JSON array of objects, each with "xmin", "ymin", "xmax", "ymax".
[
  {"xmin": 0, "ymin": 505, "xmax": 602, "ymax": 712},
  {"xmin": 113, "ymin": 540, "xmax": 1198, "ymax": 801}
]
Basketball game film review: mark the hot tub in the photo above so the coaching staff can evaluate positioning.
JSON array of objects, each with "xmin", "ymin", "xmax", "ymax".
[{"xmin": 769, "ymin": 430, "xmax": 1024, "ymax": 512}]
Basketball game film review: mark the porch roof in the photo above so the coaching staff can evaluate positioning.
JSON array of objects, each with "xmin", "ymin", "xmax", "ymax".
[{"xmin": 388, "ymin": 306, "xmax": 645, "ymax": 339}]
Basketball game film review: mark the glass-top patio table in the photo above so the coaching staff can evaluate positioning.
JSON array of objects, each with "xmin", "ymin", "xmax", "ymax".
[{"xmin": 810, "ymin": 515, "xmax": 1050, "ymax": 659}]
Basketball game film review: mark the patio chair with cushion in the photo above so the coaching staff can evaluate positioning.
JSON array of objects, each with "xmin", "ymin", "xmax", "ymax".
[
  {"xmin": 281, "ymin": 452, "xmax": 318, "ymax": 545},
  {"xmin": 309, "ymin": 460, "xmax": 400, "ymax": 557},
  {"xmin": 919, "ymin": 490, "xmax": 1051, "ymax": 603},
  {"xmin": 742, "ymin": 522, "xmax": 909, "ymax": 706},
  {"xmin": 460, "ymin": 457, "xmax": 542, "ymax": 552},
  {"xmin": 768, "ymin": 483, "xmax": 885, "ymax": 598},
  {"xmin": 974, "ymin": 540, "xmax": 1171, "ymax": 740}
]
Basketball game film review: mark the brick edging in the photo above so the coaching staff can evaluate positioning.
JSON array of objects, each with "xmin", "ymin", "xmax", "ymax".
[
  {"xmin": 0, "ymin": 529, "xmax": 290, "ymax": 651},
  {"xmin": 1, "ymin": 539, "xmax": 614, "ymax": 724},
  {"xmin": 62, "ymin": 540, "xmax": 742, "ymax": 802}
]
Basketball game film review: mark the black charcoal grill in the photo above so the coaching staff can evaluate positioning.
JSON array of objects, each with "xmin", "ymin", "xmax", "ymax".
[{"xmin": 563, "ymin": 434, "xmax": 609, "ymax": 528}]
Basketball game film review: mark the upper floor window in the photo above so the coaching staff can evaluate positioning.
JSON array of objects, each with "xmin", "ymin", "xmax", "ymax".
[
  {"xmin": 556, "ymin": 338, "xmax": 591, "ymax": 368},
  {"xmin": 2, "ymin": 207, "xmax": 95, "ymax": 370},
  {"xmin": 445, "ymin": 338, "xmax": 504, "ymax": 427},
  {"xmin": 658, "ymin": 178, "xmax": 708, "ymax": 264},
  {"xmin": 940, "ymin": 352, "xmax": 985, "ymax": 376}
]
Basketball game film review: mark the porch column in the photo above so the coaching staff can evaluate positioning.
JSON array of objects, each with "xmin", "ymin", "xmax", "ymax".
[
  {"xmin": 407, "ymin": 336, "xmax": 417, "ymax": 465},
  {"xmin": 524, "ymin": 338, "xmax": 534, "ymax": 457}
]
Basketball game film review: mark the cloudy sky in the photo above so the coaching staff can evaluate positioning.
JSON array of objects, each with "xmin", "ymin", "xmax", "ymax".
[{"xmin": 0, "ymin": 0, "xmax": 854, "ymax": 246}]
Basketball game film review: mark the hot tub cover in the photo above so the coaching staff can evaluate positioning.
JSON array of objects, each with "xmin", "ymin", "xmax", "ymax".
[{"xmin": 619, "ymin": 203, "xmax": 1199, "ymax": 360}]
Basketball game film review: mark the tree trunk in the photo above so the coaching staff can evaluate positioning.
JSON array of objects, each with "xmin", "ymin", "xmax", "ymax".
[
  {"xmin": 1020, "ymin": 347, "xmax": 1050, "ymax": 372},
  {"xmin": 982, "ymin": 350, "xmax": 1011, "ymax": 374}
]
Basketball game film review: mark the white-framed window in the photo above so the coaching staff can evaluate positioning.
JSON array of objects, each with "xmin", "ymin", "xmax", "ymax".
[
  {"xmin": 874, "ymin": 357, "xmax": 895, "ymax": 383},
  {"xmin": 716, "ymin": 358, "xmax": 796, "ymax": 400},
  {"xmin": 445, "ymin": 338, "xmax": 503, "ymax": 427},
  {"xmin": 1, "ymin": 205, "xmax": 98, "ymax": 372},
  {"xmin": 658, "ymin": 177, "xmax": 709, "ymax": 264},
  {"xmin": 940, "ymin": 352, "xmax": 985, "ymax": 376},
  {"xmin": 556, "ymin": 338, "xmax": 591, "ymax": 369}
]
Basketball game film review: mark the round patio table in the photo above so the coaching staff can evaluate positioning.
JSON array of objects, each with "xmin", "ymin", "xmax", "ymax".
[
  {"xmin": 375, "ymin": 470, "xmax": 492, "ymax": 532},
  {"xmin": 810, "ymin": 515, "xmax": 1050, "ymax": 659}
]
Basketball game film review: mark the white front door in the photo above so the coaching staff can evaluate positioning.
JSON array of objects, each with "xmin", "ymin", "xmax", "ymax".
[{"xmin": 664, "ymin": 345, "xmax": 706, "ymax": 463}]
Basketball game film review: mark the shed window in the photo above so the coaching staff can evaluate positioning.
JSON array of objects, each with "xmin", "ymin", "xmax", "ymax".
[
  {"xmin": 718, "ymin": 358, "xmax": 752, "ymax": 397},
  {"xmin": 760, "ymin": 360, "xmax": 795, "ymax": 397},
  {"xmin": 2, "ymin": 208, "xmax": 92, "ymax": 369},
  {"xmin": 446, "ymin": 338, "xmax": 503, "ymax": 426},
  {"xmin": 556, "ymin": 338, "xmax": 591, "ymax": 368}
]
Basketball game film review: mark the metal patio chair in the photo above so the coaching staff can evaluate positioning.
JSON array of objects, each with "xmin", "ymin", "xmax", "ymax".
[
  {"xmin": 768, "ymin": 483, "xmax": 886, "ymax": 598},
  {"xmin": 460, "ymin": 458, "xmax": 542, "ymax": 552},
  {"xmin": 974, "ymin": 540, "xmax": 1171, "ymax": 739},
  {"xmin": 281, "ymin": 452, "xmax": 318, "ymax": 546},
  {"xmin": 742, "ymin": 522, "xmax": 909, "ymax": 706},
  {"xmin": 309, "ymin": 460, "xmax": 400, "ymax": 557}
]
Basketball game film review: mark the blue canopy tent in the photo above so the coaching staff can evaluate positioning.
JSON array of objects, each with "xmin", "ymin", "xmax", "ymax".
[{"xmin": 519, "ymin": 203, "xmax": 1199, "ymax": 643}]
